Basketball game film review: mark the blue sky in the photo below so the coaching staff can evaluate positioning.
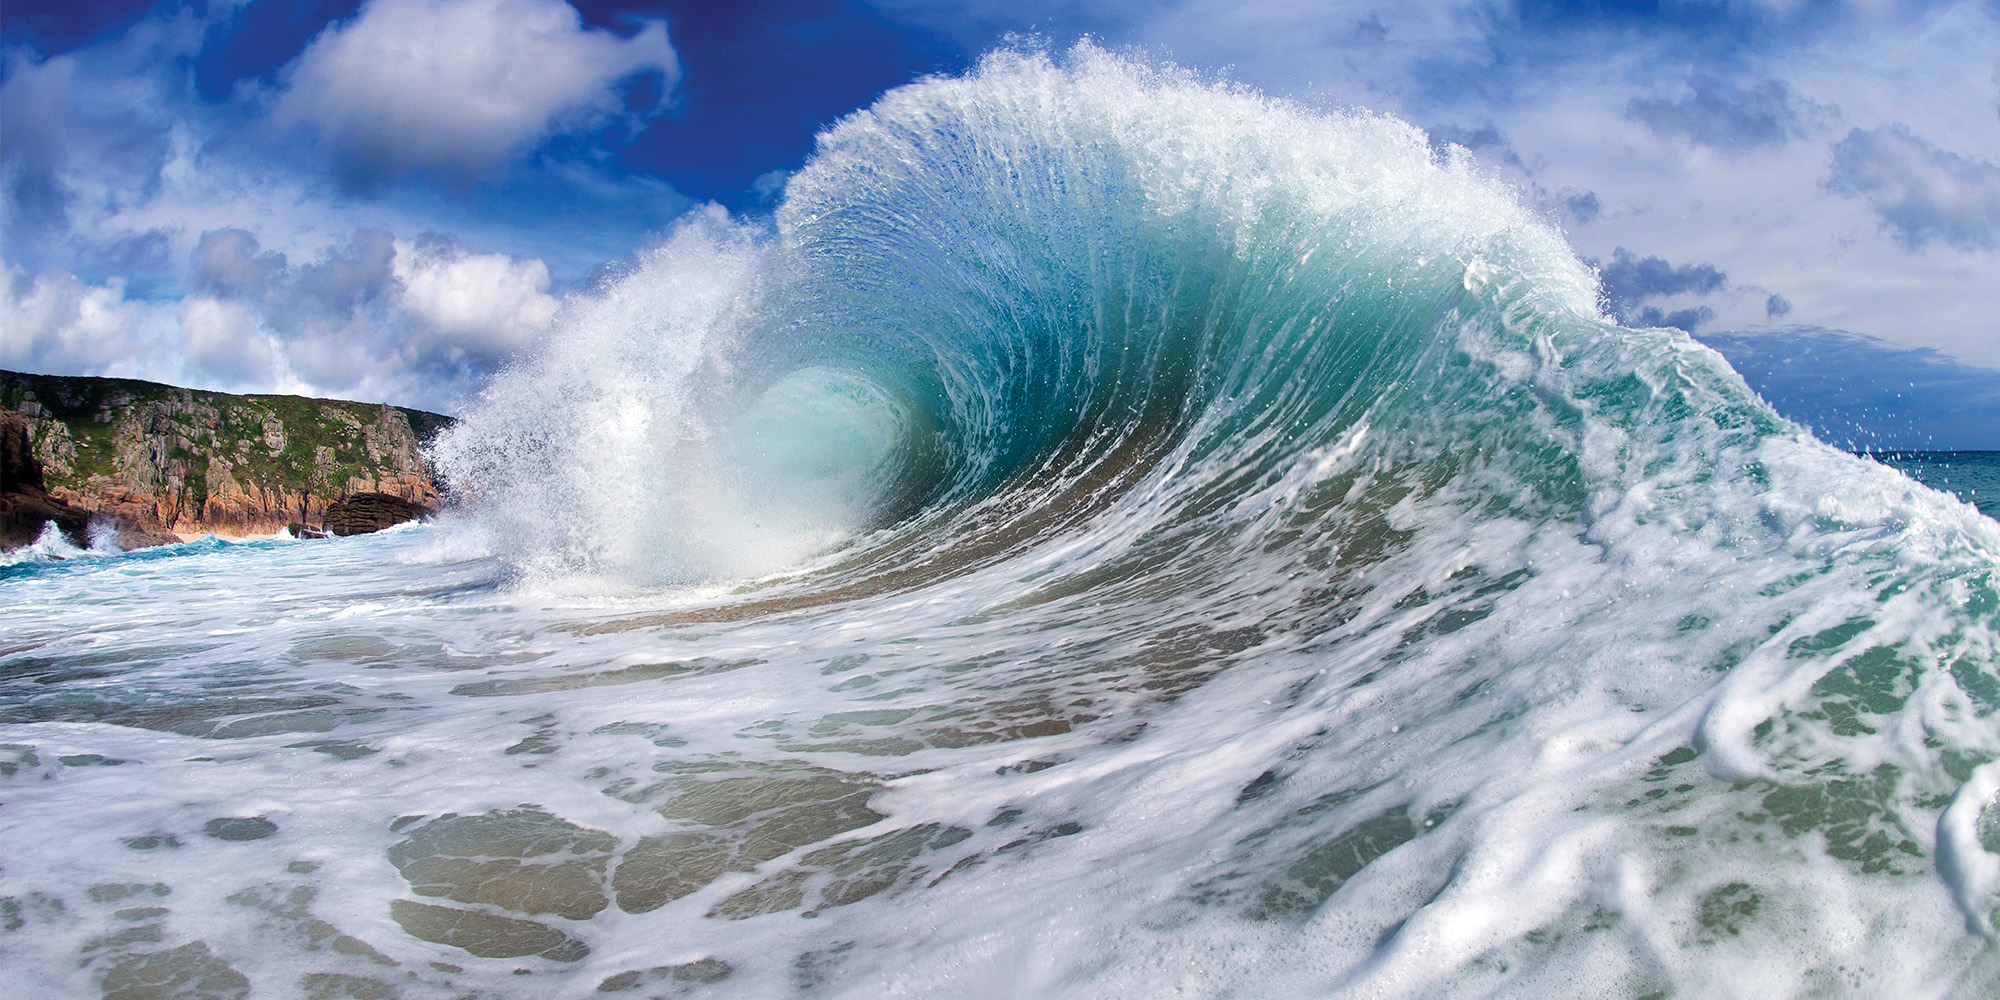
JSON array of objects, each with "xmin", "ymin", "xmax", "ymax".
[{"xmin": 2, "ymin": 0, "xmax": 1996, "ymax": 445}]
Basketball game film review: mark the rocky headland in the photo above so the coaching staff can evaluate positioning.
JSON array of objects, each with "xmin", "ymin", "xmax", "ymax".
[{"xmin": 2, "ymin": 370, "xmax": 451, "ymax": 551}]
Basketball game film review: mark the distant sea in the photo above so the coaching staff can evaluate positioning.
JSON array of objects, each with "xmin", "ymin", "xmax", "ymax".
[{"xmin": 1863, "ymin": 450, "xmax": 2000, "ymax": 519}]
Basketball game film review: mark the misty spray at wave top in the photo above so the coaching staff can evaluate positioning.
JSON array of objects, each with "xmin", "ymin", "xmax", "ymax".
[{"xmin": 6, "ymin": 45, "xmax": 2000, "ymax": 999}]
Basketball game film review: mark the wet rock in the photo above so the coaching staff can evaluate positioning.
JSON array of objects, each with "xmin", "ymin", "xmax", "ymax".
[
  {"xmin": 322, "ymin": 493, "xmax": 432, "ymax": 537},
  {"xmin": 669, "ymin": 959, "xmax": 734, "ymax": 984},
  {"xmin": 611, "ymin": 767, "xmax": 887, "ymax": 914},
  {"xmin": 203, "ymin": 816, "xmax": 278, "ymax": 842},
  {"xmin": 611, "ymin": 833, "xmax": 734, "ymax": 914},
  {"xmin": 598, "ymin": 970, "xmax": 643, "ymax": 992},
  {"xmin": 98, "ymin": 941, "xmax": 250, "ymax": 1000},
  {"xmin": 2, "ymin": 369, "xmax": 448, "ymax": 543},
  {"xmin": 88, "ymin": 883, "xmax": 170, "ymax": 903},
  {"xmin": 299, "ymin": 972, "xmax": 397, "ymax": 1000},
  {"xmin": 709, "ymin": 823, "xmax": 972, "ymax": 919},
  {"xmin": 1, "ymin": 410, "xmax": 89, "ymax": 549},
  {"xmin": 387, "ymin": 807, "xmax": 616, "ymax": 919},
  {"xmin": 59, "ymin": 753, "xmax": 126, "ymax": 767},
  {"xmin": 225, "ymin": 881, "xmax": 398, "ymax": 967},
  {"xmin": 597, "ymin": 959, "xmax": 733, "ymax": 992},
  {"xmin": 388, "ymin": 900, "xmax": 588, "ymax": 961},
  {"xmin": 121, "ymin": 834, "xmax": 183, "ymax": 851}
]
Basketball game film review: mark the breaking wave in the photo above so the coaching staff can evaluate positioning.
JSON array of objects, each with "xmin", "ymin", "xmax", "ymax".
[{"xmin": 426, "ymin": 46, "xmax": 2000, "ymax": 994}]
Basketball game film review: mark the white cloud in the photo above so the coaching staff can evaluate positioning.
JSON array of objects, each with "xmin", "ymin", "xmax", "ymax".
[
  {"xmin": 1626, "ymin": 78, "xmax": 1806, "ymax": 151},
  {"xmin": 0, "ymin": 0, "xmax": 681, "ymax": 413},
  {"xmin": 190, "ymin": 227, "xmax": 289, "ymax": 298},
  {"xmin": 0, "ymin": 51, "xmax": 79, "ymax": 241},
  {"xmin": 163, "ymin": 229, "xmax": 561, "ymax": 409},
  {"xmin": 1829, "ymin": 123, "xmax": 2000, "ymax": 251},
  {"xmin": 176, "ymin": 295, "xmax": 280, "ymax": 385},
  {"xmin": 6, "ymin": 215, "xmax": 562, "ymax": 410},
  {"xmin": 276, "ymin": 0, "xmax": 679, "ymax": 181},
  {"xmin": 0, "ymin": 269, "xmax": 150, "ymax": 373},
  {"xmin": 391, "ymin": 237, "xmax": 561, "ymax": 362}
]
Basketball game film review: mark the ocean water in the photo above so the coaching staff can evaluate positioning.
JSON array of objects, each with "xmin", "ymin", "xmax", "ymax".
[
  {"xmin": 4, "ymin": 48, "xmax": 1999, "ymax": 999},
  {"xmin": 1864, "ymin": 452, "xmax": 2000, "ymax": 522}
]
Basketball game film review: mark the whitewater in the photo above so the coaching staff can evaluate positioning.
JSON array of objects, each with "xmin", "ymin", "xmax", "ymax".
[{"xmin": 4, "ymin": 47, "xmax": 1998, "ymax": 999}]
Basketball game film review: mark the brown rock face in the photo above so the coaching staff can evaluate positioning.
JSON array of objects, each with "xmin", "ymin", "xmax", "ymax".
[
  {"xmin": 2, "ymin": 370, "xmax": 450, "ymax": 549},
  {"xmin": 1, "ymin": 409, "xmax": 46, "ymax": 494},
  {"xmin": 1, "ymin": 410, "xmax": 90, "ymax": 549},
  {"xmin": 323, "ymin": 492, "xmax": 434, "ymax": 536}
]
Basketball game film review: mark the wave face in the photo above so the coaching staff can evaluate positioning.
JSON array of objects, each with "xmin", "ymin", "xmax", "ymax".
[
  {"xmin": 423, "ymin": 46, "xmax": 2000, "ymax": 992},
  {"xmin": 6, "ymin": 47, "xmax": 1999, "ymax": 999}
]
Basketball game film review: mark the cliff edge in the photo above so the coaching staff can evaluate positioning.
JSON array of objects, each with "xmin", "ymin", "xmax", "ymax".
[{"xmin": 2, "ymin": 370, "xmax": 451, "ymax": 548}]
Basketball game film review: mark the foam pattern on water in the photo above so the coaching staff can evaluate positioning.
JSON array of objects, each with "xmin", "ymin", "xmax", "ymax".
[{"xmin": 5, "ymin": 46, "xmax": 1999, "ymax": 999}]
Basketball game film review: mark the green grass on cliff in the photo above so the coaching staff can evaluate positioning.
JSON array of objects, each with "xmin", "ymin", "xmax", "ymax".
[
  {"xmin": 1, "ymin": 370, "xmax": 452, "ymax": 504},
  {"xmin": 57, "ymin": 413, "xmax": 120, "ymax": 483}
]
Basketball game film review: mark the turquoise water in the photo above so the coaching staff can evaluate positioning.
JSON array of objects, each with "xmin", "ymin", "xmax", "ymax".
[{"xmin": 3, "ymin": 47, "xmax": 1998, "ymax": 999}]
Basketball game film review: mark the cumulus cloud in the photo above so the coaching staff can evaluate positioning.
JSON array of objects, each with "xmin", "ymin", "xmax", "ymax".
[
  {"xmin": 1, "ymin": 39, "xmax": 182, "ymax": 272},
  {"xmin": 0, "ymin": 51, "xmax": 78, "ymax": 241},
  {"xmin": 1597, "ymin": 248, "xmax": 1726, "ymax": 304},
  {"xmin": 190, "ymin": 228, "xmax": 289, "ymax": 299},
  {"xmin": 169, "ymin": 227, "xmax": 561, "ymax": 406},
  {"xmin": 1828, "ymin": 123, "xmax": 2000, "ymax": 251},
  {"xmin": 3, "ymin": 0, "xmax": 692, "ymax": 288},
  {"xmin": 276, "ymin": 0, "xmax": 680, "ymax": 183},
  {"xmin": 176, "ymin": 295, "xmax": 280, "ymax": 384},
  {"xmin": 1626, "ymin": 77, "xmax": 1804, "ymax": 150},
  {"xmin": 748, "ymin": 168, "xmax": 792, "ymax": 206},
  {"xmin": 1621, "ymin": 304, "xmax": 1708, "ymax": 333},
  {"xmin": 0, "ymin": 2, "xmax": 591, "ymax": 411},
  {"xmin": 1559, "ymin": 189, "xmax": 1601, "ymax": 225},
  {"xmin": 1, "ymin": 270, "xmax": 147, "ymax": 370},
  {"xmin": 1590, "ymin": 247, "xmax": 1727, "ymax": 331},
  {"xmin": 391, "ymin": 236, "xmax": 560, "ymax": 362}
]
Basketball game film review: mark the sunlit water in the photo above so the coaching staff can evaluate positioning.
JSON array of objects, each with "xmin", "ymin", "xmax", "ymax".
[{"xmin": 4, "ymin": 47, "xmax": 1999, "ymax": 999}]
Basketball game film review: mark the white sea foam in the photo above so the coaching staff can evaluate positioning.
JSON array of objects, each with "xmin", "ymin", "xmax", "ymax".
[{"xmin": 0, "ymin": 519, "xmax": 126, "ymax": 566}]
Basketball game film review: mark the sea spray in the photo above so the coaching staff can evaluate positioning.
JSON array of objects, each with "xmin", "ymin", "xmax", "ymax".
[
  {"xmin": 2, "ymin": 44, "xmax": 1997, "ymax": 999},
  {"xmin": 435, "ymin": 206, "xmax": 771, "ymax": 587}
]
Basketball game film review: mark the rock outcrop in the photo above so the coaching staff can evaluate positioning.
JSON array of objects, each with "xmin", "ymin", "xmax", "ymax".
[
  {"xmin": 1, "ymin": 410, "xmax": 92, "ymax": 549},
  {"xmin": 323, "ymin": 492, "xmax": 434, "ymax": 537},
  {"xmin": 2, "ymin": 370, "xmax": 451, "ymax": 548}
]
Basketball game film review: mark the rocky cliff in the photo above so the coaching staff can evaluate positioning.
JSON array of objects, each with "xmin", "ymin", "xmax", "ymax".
[
  {"xmin": 1, "ymin": 370, "xmax": 451, "ymax": 547},
  {"xmin": 1, "ymin": 410, "xmax": 94, "ymax": 549}
]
